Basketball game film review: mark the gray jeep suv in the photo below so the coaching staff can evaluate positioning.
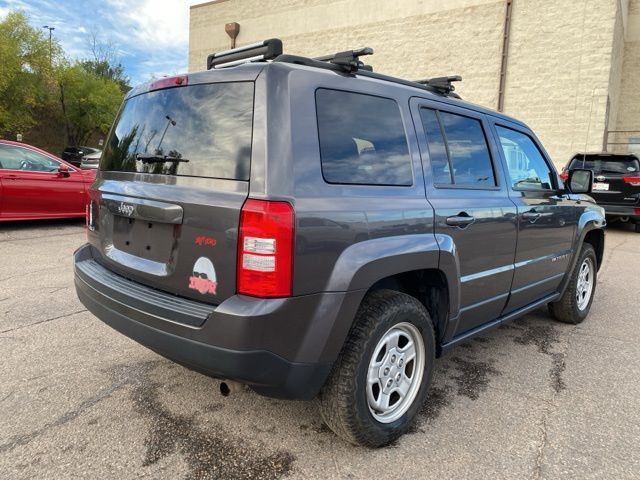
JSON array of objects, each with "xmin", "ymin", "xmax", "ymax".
[{"xmin": 74, "ymin": 39, "xmax": 605, "ymax": 447}]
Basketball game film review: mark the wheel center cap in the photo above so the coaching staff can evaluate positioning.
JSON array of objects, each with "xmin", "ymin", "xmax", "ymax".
[{"xmin": 379, "ymin": 348, "xmax": 404, "ymax": 394}]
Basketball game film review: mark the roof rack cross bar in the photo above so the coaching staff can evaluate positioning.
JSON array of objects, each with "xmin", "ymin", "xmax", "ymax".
[
  {"xmin": 313, "ymin": 47, "xmax": 374, "ymax": 73},
  {"xmin": 415, "ymin": 75, "xmax": 462, "ymax": 95},
  {"xmin": 207, "ymin": 38, "xmax": 283, "ymax": 69}
]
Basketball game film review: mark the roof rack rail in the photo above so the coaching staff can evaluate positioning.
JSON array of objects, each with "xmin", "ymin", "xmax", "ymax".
[
  {"xmin": 415, "ymin": 75, "xmax": 462, "ymax": 95},
  {"xmin": 207, "ymin": 38, "xmax": 283, "ymax": 69},
  {"xmin": 204, "ymin": 38, "xmax": 463, "ymax": 99},
  {"xmin": 313, "ymin": 47, "xmax": 374, "ymax": 73}
]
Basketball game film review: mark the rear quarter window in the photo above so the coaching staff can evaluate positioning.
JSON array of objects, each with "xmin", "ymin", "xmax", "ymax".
[{"xmin": 315, "ymin": 89, "xmax": 413, "ymax": 186}]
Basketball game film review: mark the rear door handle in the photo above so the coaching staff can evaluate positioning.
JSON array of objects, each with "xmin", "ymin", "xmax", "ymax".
[{"xmin": 446, "ymin": 214, "xmax": 475, "ymax": 227}]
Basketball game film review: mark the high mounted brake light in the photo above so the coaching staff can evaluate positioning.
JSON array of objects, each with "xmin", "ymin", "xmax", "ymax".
[
  {"xmin": 149, "ymin": 75, "xmax": 188, "ymax": 92},
  {"xmin": 237, "ymin": 199, "xmax": 294, "ymax": 298}
]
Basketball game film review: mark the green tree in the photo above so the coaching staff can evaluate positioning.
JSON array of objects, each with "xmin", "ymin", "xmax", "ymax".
[
  {"xmin": 81, "ymin": 59, "xmax": 130, "ymax": 93},
  {"xmin": 57, "ymin": 63, "xmax": 124, "ymax": 146},
  {"xmin": 80, "ymin": 32, "xmax": 131, "ymax": 93},
  {"xmin": 0, "ymin": 11, "xmax": 61, "ymax": 137}
]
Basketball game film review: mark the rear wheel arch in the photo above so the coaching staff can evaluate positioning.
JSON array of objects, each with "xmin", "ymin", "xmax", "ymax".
[
  {"xmin": 366, "ymin": 269, "xmax": 449, "ymax": 350},
  {"xmin": 322, "ymin": 236, "xmax": 458, "ymax": 362}
]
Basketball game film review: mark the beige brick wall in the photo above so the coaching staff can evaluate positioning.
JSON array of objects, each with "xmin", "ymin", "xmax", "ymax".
[
  {"xmin": 502, "ymin": 0, "xmax": 618, "ymax": 165},
  {"xmin": 612, "ymin": 0, "xmax": 640, "ymax": 153},
  {"xmin": 189, "ymin": 0, "xmax": 505, "ymax": 109},
  {"xmin": 189, "ymin": 0, "xmax": 632, "ymax": 167}
]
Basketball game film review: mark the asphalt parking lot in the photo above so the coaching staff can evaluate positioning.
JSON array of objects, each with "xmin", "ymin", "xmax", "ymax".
[{"xmin": 1, "ymin": 220, "xmax": 639, "ymax": 479}]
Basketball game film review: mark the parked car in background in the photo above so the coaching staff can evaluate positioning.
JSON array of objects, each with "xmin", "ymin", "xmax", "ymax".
[
  {"xmin": 0, "ymin": 140, "xmax": 96, "ymax": 221},
  {"xmin": 80, "ymin": 150, "xmax": 102, "ymax": 169},
  {"xmin": 61, "ymin": 146, "xmax": 101, "ymax": 167},
  {"xmin": 561, "ymin": 153, "xmax": 640, "ymax": 232}
]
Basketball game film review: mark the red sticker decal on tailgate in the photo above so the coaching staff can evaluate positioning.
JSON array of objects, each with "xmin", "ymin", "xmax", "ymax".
[
  {"xmin": 188, "ymin": 257, "xmax": 218, "ymax": 295},
  {"xmin": 195, "ymin": 236, "xmax": 217, "ymax": 247}
]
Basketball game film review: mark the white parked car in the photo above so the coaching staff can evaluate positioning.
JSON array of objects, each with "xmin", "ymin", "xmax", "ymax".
[{"xmin": 80, "ymin": 150, "xmax": 102, "ymax": 169}]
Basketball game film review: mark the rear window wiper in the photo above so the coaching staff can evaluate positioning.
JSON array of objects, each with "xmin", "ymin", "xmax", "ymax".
[{"xmin": 135, "ymin": 153, "xmax": 190, "ymax": 163}]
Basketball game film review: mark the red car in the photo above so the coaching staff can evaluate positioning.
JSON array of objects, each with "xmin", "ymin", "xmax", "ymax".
[{"xmin": 0, "ymin": 140, "xmax": 96, "ymax": 221}]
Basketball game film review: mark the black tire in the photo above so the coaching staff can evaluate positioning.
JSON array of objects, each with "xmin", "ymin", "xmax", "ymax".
[
  {"xmin": 318, "ymin": 289, "xmax": 436, "ymax": 447},
  {"xmin": 548, "ymin": 244, "xmax": 597, "ymax": 324},
  {"xmin": 634, "ymin": 222, "xmax": 640, "ymax": 233}
]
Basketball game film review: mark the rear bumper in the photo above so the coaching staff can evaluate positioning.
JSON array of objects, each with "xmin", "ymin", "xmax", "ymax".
[
  {"xmin": 601, "ymin": 204, "xmax": 640, "ymax": 219},
  {"xmin": 74, "ymin": 244, "xmax": 363, "ymax": 399}
]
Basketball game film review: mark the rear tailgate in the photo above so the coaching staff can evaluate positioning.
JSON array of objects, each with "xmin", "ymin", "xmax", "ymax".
[
  {"xmin": 592, "ymin": 172, "xmax": 640, "ymax": 206},
  {"xmin": 87, "ymin": 77, "xmax": 256, "ymax": 305}
]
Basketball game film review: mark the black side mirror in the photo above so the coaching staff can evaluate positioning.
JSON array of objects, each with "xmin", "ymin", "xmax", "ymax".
[{"xmin": 566, "ymin": 168, "xmax": 592, "ymax": 194}]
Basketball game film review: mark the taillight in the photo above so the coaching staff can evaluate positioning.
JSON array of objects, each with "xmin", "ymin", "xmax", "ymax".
[
  {"xmin": 559, "ymin": 170, "xmax": 569, "ymax": 182},
  {"xmin": 86, "ymin": 192, "xmax": 99, "ymax": 239},
  {"xmin": 237, "ymin": 199, "xmax": 294, "ymax": 298},
  {"xmin": 85, "ymin": 202, "xmax": 90, "ymax": 240},
  {"xmin": 87, "ymin": 201, "xmax": 96, "ymax": 231},
  {"xmin": 623, "ymin": 176, "xmax": 640, "ymax": 186}
]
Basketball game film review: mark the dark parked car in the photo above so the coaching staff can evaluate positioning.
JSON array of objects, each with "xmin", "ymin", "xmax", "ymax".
[
  {"xmin": 74, "ymin": 39, "xmax": 605, "ymax": 447},
  {"xmin": 61, "ymin": 146, "xmax": 101, "ymax": 167},
  {"xmin": 561, "ymin": 153, "xmax": 640, "ymax": 232}
]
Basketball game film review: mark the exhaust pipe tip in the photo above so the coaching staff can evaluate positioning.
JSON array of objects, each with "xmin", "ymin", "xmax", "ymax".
[
  {"xmin": 220, "ymin": 380, "xmax": 244, "ymax": 397},
  {"xmin": 220, "ymin": 382, "xmax": 231, "ymax": 397}
]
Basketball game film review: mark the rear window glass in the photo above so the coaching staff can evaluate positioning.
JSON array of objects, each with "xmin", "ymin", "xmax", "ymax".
[
  {"xmin": 569, "ymin": 156, "xmax": 640, "ymax": 174},
  {"xmin": 316, "ymin": 89, "xmax": 413, "ymax": 186},
  {"xmin": 101, "ymin": 82, "xmax": 254, "ymax": 180}
]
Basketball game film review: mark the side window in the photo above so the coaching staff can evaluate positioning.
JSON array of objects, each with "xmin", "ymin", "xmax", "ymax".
[
  {"xmin": 419, "ymin": 109, "xmax": 451, "ymax": 184},
  {"xmin": 420, "ymin": 109, "xmax": 496, "ymax": 187},
  {"xmin": 0, "ymin": 144, "xmax": 26, "ymax": 170},
  {"xmin": 439, "ymin": 112, "xmax": 496, "ymax": 187},
  {"xmin": 23, "ymin": 149, "xmax": 60, "ymax": 172},
  {"xmin": 496, "ymin": 126, "xmax": 553, "ymax": 190},
  {"xmin": 0, "ymin": 145, "xmax": 13, "ymax": 169},
  {"xmin": 316, "ymin": 89, "xmax": 413, "ymax": 186},
  {"xmin": 0, "ymin": 145, "xmax": 59, "ymax": 172}
]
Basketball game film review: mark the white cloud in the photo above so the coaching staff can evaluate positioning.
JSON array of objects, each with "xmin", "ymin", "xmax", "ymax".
[
  {"xmin": 1, "ymin": 0, "xmax": 201, "ymax": 83},
  {"xmin": 104, "ymin": 0, "xmax": 194, "ymax": 50}
]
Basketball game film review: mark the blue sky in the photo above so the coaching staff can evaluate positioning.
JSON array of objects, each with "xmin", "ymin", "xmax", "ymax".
[{"xmin": 0, "ymin": 0, "xmax": 201, "ymax": 85}]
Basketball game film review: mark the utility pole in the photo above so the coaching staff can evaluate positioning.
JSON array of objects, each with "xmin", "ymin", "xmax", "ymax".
[{"xmin": 42, "ymin": 25, "xmax": 55, "ymax": 67}]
